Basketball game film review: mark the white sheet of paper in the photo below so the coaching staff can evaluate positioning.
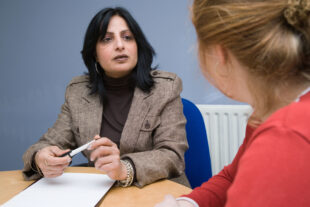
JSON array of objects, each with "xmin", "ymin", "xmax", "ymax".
[{"xmin": 2, "ymin": 173, "xmax": 115, "ymax": 207}]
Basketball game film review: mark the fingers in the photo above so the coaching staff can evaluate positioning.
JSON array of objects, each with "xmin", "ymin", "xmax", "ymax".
[
  {"xmin": 89, "ymin": 136, "xmax": 119, "ymax": 161},
  {"xmin": 42, "ymin": 164, "xmax": 68, "ymax": 177},
  {"xmin": 154, "ymin": 195, "xmax": 196, "ymax": 207},
  {"xmin": 43, "ymin": 168, "xmax": 66, "ymax": 178},
  {"xmin": 45, "ymin": 155, "xmax": 71, "ymax": 166},
  {"xmin": 94, "ymin": 134, "xmax": 101, "ymax": 140},
  {"xmin": 89, "ymin": 137, "xmax": 116, "ymax": 150},
  {"xmin": 163, "ymin": 195, "xmax": 176, "ymax": 203},
  {"xmin": 96, "ymin": 161, "xmax": 115, "ymax": 173},
  {"xmin": 95, "ymin": 155, "xmax": 120, "ymax": 171},
  {"xmin": 154, "ymin": 195, "xmax": 179, "ymax": 207},
  {"xmin": 35, "ymin": 146, "xmax": 71, "ymax": 178},
  {"xmin": 43, "ymin": 162, "xmax": 69, "ymax": 172},
  {"xmin": 89, "ymin": 136, "xmax": 124, "ymax": 180},
  {"xmin": 90, "ymin": 145, "xmax": 119, "ymax": 161},
  {"xmin": 44, "ymin": 146, "xmax": 71, "ymax": 166},
  {"xmin": 50, "ymin": 146, "xmax": 70, "ymax": 157},
  {"xmin": 94, "ymin": 155, "xmax": 126, "ymax": 180}
]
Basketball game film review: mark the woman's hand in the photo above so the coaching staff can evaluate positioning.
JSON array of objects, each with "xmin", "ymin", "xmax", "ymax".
[
  {"xmin": 154, "ymin": 195, "xmax": 195, "ymax": 207},
  {"xmin": 89, "ymin": 135, "xmax": 127, "ymax": 180},
  {"xmin": 35, "ymin": 146, "xmax": 71, "ymax": 178}
]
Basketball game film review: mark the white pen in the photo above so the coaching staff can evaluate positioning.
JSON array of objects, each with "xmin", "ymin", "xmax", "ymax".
[{"xmin": 59, "ymin": 140, "xmax": 95, "ymax": 158}]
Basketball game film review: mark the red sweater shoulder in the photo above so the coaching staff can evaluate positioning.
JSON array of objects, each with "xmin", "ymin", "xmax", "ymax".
[{"xmin": 226, "ymin": 94, "xmax": 310, "ymax": 207}]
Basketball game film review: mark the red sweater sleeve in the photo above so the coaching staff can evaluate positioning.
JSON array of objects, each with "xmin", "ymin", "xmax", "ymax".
[
  {"xmin": 225, "ymin": 126, "xmax": 310, "ymax": 207},
  {"xmin": 183, "ymin": 126, "xmax": 255, "ymax": 207}
]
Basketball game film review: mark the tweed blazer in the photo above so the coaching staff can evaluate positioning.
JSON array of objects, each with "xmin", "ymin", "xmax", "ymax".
[{"xmin": 22, "ymin": 70, "xmax": 189, "ymax": 187}]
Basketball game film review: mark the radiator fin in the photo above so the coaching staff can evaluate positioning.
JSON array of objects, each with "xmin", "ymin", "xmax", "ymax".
[{"xmin": 196, "ymin": 105, "xmax": 253, "ymax": 175}]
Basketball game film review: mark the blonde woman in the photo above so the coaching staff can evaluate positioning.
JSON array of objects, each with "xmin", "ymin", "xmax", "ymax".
[{"xmin": 156, "ymin": 0, "xmax": 310, "ymax": 206}]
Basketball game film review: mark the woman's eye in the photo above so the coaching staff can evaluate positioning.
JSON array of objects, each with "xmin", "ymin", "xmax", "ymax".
[
  {"xmin": 123, "ymin": 35, "xmax": 133, "ymax": 41},
  {"xmin": 102, "ymin": 37, "xmax": 112, "ymax": 42}
]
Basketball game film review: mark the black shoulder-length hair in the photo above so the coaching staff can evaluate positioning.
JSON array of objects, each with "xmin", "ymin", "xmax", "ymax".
[{"xmin": 81, "ymin": 7, "xmax": 156, "ymax": 104}]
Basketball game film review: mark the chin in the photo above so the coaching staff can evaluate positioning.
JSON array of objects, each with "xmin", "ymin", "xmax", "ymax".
[
  {"xmin": 107, "ymin": 69, "xmax": 132, "ymax": 78},
  {"xmin": 114, "ymin": 68, "xmax": 133, "ymax": 75},
  {"xmin": 114, "ymin": 64, "xmax": 134, "ymax": 71}
]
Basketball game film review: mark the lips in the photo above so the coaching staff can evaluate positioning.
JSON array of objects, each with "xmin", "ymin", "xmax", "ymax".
[{"xmin": 113, "ymin": 54, "xmax": 129, "ymax": 62}]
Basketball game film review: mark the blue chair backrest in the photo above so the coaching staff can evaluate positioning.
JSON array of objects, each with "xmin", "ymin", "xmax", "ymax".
[{"xmin": 182, "ymin": 98, "xmax": 212, "ymax": 188}]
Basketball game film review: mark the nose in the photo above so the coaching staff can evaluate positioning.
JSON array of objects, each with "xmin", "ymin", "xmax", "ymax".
[{"xmin": 115, "ymin": 36, "xmax": 124, "ymax": 51}]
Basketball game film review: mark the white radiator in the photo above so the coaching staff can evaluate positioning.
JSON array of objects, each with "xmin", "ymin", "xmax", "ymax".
[{"xmin": 196, "ymin": 105, "xmax": 253, "ymax": 175}]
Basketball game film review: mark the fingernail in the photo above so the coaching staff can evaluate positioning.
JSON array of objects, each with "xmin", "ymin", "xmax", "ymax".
[{"xmin": 90, "ymin": 157, "xmax": 94, "ymax": 161}]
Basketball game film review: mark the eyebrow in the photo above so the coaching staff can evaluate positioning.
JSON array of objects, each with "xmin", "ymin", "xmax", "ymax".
[{"xmin": 105, "ymin": 30, "xmax": 131, "ymax": 35}]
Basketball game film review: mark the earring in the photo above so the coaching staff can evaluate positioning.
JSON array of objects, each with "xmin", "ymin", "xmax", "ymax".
[{"xmin": 95, "ymin": 62, "xmax": 100, "ymax": 74}]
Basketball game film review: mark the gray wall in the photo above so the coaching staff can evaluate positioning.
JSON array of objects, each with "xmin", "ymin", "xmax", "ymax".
[{"xmin": 0, "ymin": 0, "xmax": 240, "ymax": 171}]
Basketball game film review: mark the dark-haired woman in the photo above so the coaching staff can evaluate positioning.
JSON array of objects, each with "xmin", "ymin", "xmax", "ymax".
[{"xmin": 22, "ymin": 7, "xmax": 189, "ymax": 188}]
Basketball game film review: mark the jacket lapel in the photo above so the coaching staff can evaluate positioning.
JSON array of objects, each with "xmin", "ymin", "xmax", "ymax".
[
  {"xmin": 78, "ymin": 86, "xmax": 152, "ymax": 155},
  {"xmin": 78, "ymin": 91, "xmax": 102, "ymax": 145},
  {"xmin": 120, "ymin": 87, "xmax": 152, "ymax": 154}
]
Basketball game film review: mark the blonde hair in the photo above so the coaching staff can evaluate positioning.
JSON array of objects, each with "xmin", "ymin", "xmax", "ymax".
[{"xmin": 192, "ymin": 0, "xmax": 310, "ymax": 118}]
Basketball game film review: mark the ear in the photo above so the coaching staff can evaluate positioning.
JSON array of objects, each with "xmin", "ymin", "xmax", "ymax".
[
  {"xmin": 213, "ymin": 45, "xmax": 230, "ymax": 77},
  {"xmin": 214, "ymin": 45, "xmax": 227, "ymax": 64},
  {"xmin": 212, "ymin": 45, "xmax": 235, "ymax": 98}
]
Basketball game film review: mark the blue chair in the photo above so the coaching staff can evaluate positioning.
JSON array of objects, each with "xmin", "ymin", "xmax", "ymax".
[{"xmin": 182, "ymin": 98, "xmax": 212, "ymax": 189}]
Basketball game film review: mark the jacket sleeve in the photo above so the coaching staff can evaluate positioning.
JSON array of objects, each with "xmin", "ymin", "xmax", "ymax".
[
  {"xmin": 22, "ymin": 84, "xmax": 77, "ymax": 180},
  {"xmin": 182, "ymin": 126, "xmax": 253, "ymax": 207},
  {"xmin": 122, "ymin": 75, "xmax": 188, "ymax": 187}
]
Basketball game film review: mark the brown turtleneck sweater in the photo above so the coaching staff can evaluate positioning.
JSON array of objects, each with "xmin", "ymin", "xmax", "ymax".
[{"xmin": 100, "ymin": 73, "xmax": 135, "ymax": 147}]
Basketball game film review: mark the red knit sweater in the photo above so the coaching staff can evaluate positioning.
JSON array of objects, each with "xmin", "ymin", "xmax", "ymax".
[{"xmin": 184, "ymin": 92, "xmax": 310, "ymax": 207}]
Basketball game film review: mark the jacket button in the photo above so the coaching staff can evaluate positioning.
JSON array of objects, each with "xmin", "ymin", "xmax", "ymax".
[{"xmin": 145, "ymin": 120, "xmax": 150, "ymax": 129}]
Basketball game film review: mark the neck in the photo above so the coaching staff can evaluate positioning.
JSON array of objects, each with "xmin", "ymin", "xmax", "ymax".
[
  {"xmin": 257, "ymin": 82, "xmax": 310, "ymax": 122},
  {"xmin": 102, "ymin": 72, "xmax": 135, "ymax": 91}
]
